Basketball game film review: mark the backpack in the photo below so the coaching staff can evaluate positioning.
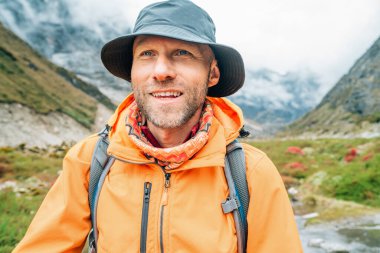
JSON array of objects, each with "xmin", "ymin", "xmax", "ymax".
[{"xmin": 87, "ymin": 126, "xmax": 250, "ymax": 253}]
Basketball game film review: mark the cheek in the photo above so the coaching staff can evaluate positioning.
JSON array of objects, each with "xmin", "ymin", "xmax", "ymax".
[
  {"xmin": 131, "ymin": 63, "xmax": 150, "ymax": 83},
  {"xmin": 130, "ymin": 66, "xmax": 139, "ymax": 84},
  {"xmin": 178, "ymin": 66, "xmax": 209, "ymax": 82}
]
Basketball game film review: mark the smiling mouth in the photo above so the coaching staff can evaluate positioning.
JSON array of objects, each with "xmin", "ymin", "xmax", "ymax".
[{"xmin": 150, "ymin": 91, "xmax": 182, "ymax": 98}]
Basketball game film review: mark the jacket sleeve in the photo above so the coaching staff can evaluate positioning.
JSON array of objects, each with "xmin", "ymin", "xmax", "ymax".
[
  {"xmin": 243, "ymin": 144, "xmax": 303, "ymax": 253},
  {"xmin": 12, "ymin": 137, "xmax": 98, "ymax": 253}
]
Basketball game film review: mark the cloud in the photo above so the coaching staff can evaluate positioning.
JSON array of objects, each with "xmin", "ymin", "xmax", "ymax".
[
  {"xmin": 192, "ymin": 0, "xmax": 380, "ymax": 89},
  {"xmin": 74, "ymin": 0, "xmax": 380, "ymax": 91},
  {"xmin": 66, "ymin": 0, "xmax": 132, "ymax": 30}
]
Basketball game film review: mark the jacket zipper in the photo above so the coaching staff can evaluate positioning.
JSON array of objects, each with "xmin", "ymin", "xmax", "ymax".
[
  {"xmin": 160, "ymin": 172, "xmax": 171, "ymax": 253},
  {"xmin": 140, "ymin": 182, "xmax": 152, "ymax": 253},
  {"xmin": 109, "ymin": 155, "xmax": 169, "ymax": 252}
]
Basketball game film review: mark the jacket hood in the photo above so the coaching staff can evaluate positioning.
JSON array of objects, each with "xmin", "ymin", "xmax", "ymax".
[{"xmin": 105, "ymin": 93, "xmax": 244, "ymax": 170}]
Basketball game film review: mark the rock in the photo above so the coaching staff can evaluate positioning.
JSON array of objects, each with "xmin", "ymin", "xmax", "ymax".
[
  {"xmin": 13, "ymin": 176, "xmax": 49, "ymax": 196},
  {"xmin": 302, "ymin": 212, "xmax": 319, "ymax": 219},
  {"xmin": 53, "ymin": 127, "xmax": 59, "ymax": 134},
  {"xmin": 303, "ymin": 147, "xmax": 314, "ymax": 155},
  {"xmin": 0, "ymin": 180, "xmax": 17, "ymax": 191},
  {"xmin": 308, "ymin": 238, "xmax": 325, "ymax": 247},
  {"xmin": 308, "ymin": 171, "xmax": 327, "ymax": 187},
  {"xmin": 15, "ymin": 187, "xmax": 28, "ymax": 194},
  {"xmin": 0, "ymin": 103, "xmax": 92, "ymax": 148},
  {"xmin": 320, "ymin": 243, "xmax": 350, "ymax": 253},
  {"xmin": 288, "ymin": 187, "xmax": 298, "ymax": 196},
  {"xmin": 303, "ymin": 196, "xmax": 318, "ymax": 207}
]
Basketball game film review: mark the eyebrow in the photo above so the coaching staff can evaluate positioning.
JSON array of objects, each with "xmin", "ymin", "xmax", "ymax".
[{"xmin": 133, "ymin": 36, "xmax": 210, "ymax": 58}]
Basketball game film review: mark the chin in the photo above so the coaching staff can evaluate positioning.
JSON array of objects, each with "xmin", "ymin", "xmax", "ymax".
[{"xmin": 149, "ymin": 113, "xmax": 187, "ymax": 128}]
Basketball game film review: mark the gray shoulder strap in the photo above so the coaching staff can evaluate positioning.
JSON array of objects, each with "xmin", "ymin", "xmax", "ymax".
[
  {"xmin": 88, "ymin": 126, "xmax": 115, "ymax": 252},
  {"xmin": 222, "ymin": 139, "xmax": 249, "ymax": 253},
  {"xmin": 226, "ymin": 140, "xmax": 249, "ymax": 221},
  {"xmin": 89, "ymin": 127, "xmax": 110, "ymax": 212}
]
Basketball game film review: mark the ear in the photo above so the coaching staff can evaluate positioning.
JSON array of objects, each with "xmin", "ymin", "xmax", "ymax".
[{"xmin": 207, "ymin": 59, "xmax": 220, "ymax": 88}]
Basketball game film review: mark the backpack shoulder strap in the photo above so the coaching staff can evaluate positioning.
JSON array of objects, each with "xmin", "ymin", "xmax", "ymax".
[
  {"xmin": 89, "ymin": 126, "xmax": 110, "ymax": 212},
  {"xmin": 226, "ymin": 140, "xmax": 249, "ymax": 222},
  {"xmin": 88, "ymin": 125, "xmax": 115, "ymax": 252},
  {"xmin": 222, "ymin": 139, "xmax": 249, "ymax": 253}
]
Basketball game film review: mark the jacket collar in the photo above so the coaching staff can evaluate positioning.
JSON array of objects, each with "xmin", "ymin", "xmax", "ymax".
[{"xmin": 106, "ymin": 93, "xmax": 244, "ymax": 170}]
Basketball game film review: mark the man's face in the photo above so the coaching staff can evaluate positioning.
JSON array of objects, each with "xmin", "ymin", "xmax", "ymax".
[{"xmin": 131, "ymin": 35, "xmax": 219, "ymax": 129}]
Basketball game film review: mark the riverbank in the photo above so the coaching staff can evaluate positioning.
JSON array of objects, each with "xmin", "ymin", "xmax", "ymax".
[
  {"xmin": 291, "ymin": 173, "xmax": 380, "ymax": 224},
  {"xmin": 290, "ymin": 173, "xmax": 380, "ymax": 252},
  {"xmin": 297, "ymin": 211, "xmax": 380, "ymax": 252}
]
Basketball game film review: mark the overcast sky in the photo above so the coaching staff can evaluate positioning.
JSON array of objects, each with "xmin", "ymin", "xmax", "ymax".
[{"xmin": 71, "ymin": 0, "xmax": 380, "ymax": 93}]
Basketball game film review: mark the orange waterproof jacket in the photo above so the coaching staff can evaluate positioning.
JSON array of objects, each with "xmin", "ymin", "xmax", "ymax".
[{"xmin": 13, "ymin": 95, "xmax": 303, "ymax": 253}]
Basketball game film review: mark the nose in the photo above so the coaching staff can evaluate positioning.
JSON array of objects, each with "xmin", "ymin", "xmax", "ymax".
[{"xmin": 153, "ymin": 55, "xmax": 176, "ymax": 82}]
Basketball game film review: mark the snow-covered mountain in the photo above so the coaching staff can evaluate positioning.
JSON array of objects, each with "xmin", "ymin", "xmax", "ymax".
[
  {"xmin": 0, "ymin": 0, "xmax": 131, "ymax": 103},
  {"xmin": 0, "ymin": 0, "xmax": 323, "ymax": 137},
  {"xmin": 231, "ymin": 69, "xmax": 322, "ymax": 136}
]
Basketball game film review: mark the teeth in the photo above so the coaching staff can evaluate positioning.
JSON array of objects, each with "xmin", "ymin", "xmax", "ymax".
[{"xmin": 152, "ymin": 91, "xmax": 181, "ymax": 97}]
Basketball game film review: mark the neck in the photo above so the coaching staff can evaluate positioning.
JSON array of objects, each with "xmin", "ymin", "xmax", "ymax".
[{"xmin": 147, "ymin": 109, "xmax": 202, "ymax": 148}]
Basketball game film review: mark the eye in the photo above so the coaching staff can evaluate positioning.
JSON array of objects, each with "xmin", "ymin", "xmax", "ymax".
[
  {"xmin": 140, "ymin": 51, "xmax": 154, "ymax": 57},
  {"xmin": 176, "ymin": 49, "xmax": 190, "ymax": 56}
]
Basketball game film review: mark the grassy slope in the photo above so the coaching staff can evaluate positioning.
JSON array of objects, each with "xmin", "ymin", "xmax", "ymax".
[
  {"xmin": 252, "ymin": 138, "xmax": 380, "ymax": 207},
  {"xmin": 0, "ymin": 23, "xmax": 115, "ymax": 128},
  {"xmin": 0, "ymin": 146, "xmax": 64, "ymax": 252}
]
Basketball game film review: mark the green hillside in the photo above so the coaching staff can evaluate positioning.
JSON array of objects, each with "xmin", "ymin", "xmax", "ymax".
[{"xmin": 0, "ymin": 23, "xmax": 115, "ymax": 128}]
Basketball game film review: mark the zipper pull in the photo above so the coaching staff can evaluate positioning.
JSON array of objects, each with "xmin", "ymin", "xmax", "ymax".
[
  {"xmin": 144, "ymin": 182, "xmax": 152, "ymax": 203},
  {"xmin": 161, "ymin": 173, "xmax": 171, "ymax": 206},
  {"xmin": 165, "ymin": 173, "xmax": 171, "ymax": 188}
]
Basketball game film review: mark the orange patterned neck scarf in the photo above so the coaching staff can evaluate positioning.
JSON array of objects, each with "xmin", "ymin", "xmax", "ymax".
[{"xmin": 126, "ymin": 100, "xmax": 213, "ymax": 170}]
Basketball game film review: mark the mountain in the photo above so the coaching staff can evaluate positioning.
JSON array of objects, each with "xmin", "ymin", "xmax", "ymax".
[
  {"xmin": 230, "ymin": 69, "xmax": 322, "ymax": 137},
  {"xmin": 0, "ymin": 0, "xmax": 324, "ymax": 137},
  {"xmin": 0, "ymin": 22, "xmax": 114, "ymax": 147},
  {"xmin": 0, "ymin": 0, "xmax": 131, "ymax": 103},
  {"xmin": 281, "ymin": 37, "xmax": 380, "ymax": 138}
]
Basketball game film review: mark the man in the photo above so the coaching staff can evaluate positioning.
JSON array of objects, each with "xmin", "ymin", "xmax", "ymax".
[{"xmin": 13, "ymin": 0, "xmax": 302, "ymax": 252}]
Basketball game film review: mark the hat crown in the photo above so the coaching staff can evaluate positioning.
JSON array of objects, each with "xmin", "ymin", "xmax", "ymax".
[{"xmin": 134, "ymin": 0, "xmax": 216, "ymax": 43}]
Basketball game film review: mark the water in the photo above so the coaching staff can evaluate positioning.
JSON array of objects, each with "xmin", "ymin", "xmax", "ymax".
[{"xmin": 297, "ymin": 213, "xmax": 380, "ymax": 253}]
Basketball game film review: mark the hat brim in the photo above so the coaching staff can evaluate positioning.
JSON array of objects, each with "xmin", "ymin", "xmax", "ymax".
[{"xmin": 101, "ymin": 24, "xmax": 245, "ymax": 97}]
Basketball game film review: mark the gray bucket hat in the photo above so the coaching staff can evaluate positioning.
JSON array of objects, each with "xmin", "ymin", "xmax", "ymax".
[{"xmin": 101, "ymin": 0, "xmax": 245, "ymax": 97}]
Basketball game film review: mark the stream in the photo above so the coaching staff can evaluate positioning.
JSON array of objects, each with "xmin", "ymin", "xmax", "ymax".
[{"xmin": 297, "ymin": 213, "xmax": 380, "ymax": 253}]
